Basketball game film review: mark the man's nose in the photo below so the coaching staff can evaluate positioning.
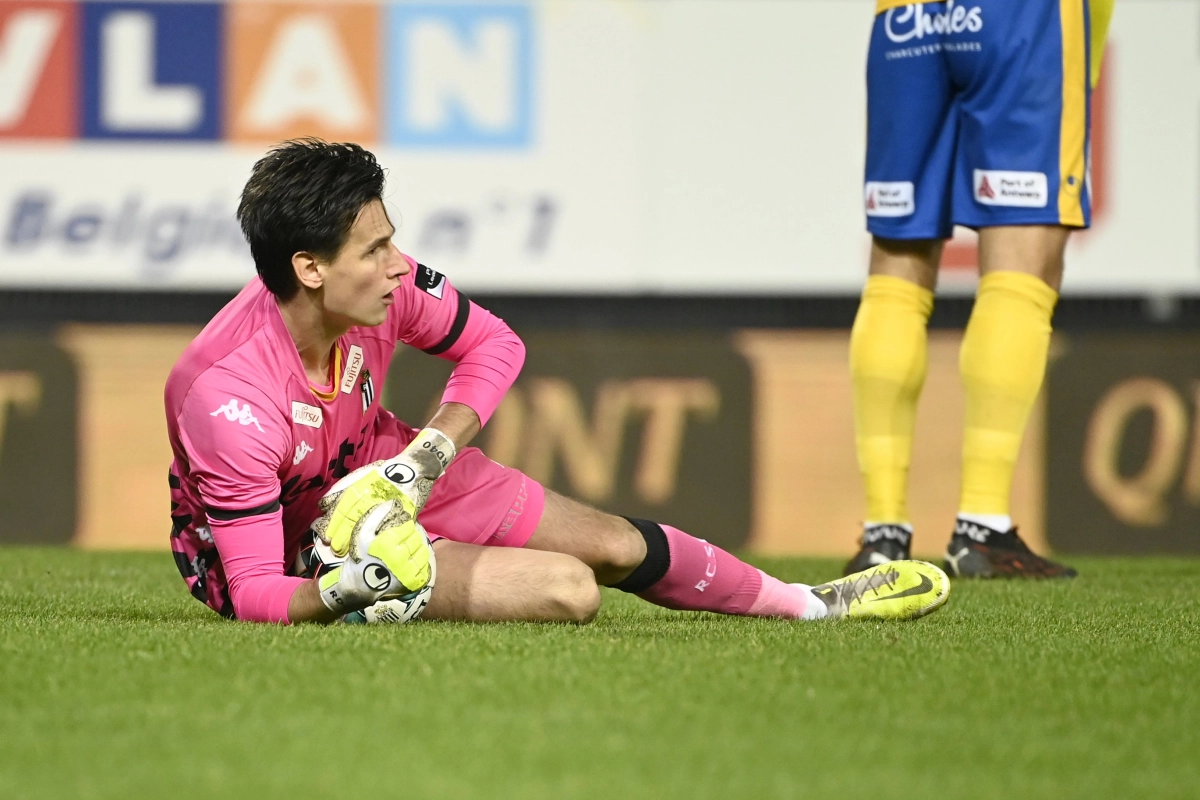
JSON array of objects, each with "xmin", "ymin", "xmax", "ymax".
[{"xmin": 387, "ymin": 245, "xmax": 411, "ymax": 278}]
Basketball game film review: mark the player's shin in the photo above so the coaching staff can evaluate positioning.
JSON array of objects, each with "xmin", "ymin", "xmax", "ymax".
[
  {"xmin": 959, "ymin": 271, "xmax": 1056, "ymax": 519},
  {"xmin": 850, "ymin": 274, "xmax": 934, "ymax": 525},
  {"xmin": 610, "ymin": 519, "xmax": 825, "ymax": 620}
]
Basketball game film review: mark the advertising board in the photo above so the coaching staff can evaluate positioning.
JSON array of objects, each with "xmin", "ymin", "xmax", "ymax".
[
  {"xmin": 0, "ymin": 324, "xmax": 1050, "ymax": 558},
  {"xmin": 1, "ymin": 1, "xmax": 1197, "ymax": 294}
]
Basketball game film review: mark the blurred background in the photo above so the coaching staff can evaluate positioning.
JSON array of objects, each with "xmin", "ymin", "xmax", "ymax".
[{"xmin": 0, "ymin": 0, "xmax": 1196, "ymax": 558}]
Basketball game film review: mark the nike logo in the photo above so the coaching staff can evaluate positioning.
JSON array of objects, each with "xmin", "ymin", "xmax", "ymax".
[{"xmin": 869, "ymin": 573, "xmax": 933, "ymax": 602}]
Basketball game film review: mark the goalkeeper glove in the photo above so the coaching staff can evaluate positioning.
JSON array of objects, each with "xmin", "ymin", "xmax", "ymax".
[
  {"xmin": 317, "ymin": 500, "xmax": 434, "ymax": 614},
  {"xmin": 316, "ymin": 427, "xmax": 456, "ymax": 558}
]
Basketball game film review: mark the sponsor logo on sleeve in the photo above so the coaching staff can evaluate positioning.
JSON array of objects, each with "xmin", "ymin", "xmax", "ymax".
[
  {"xmin": 415, "ymin": 264, "xmax": 447, "ymax": 299},
  {"xmin": 211, "ymin": 399, "xmax": 264, "ymax": 431},
  {"xmin": 973, "ymin": 170, "xmax": 1048, "ymax": 207},
  {"xmin": 865, "ymin": 182, "xmax": 915, "ymax": 217},
  {"xmin": 291, "ymin": 401, "xmax": 323, "ymax": 428},
  {"xmin": 340, "ymin": 345, "xmax": 364, "ymax": 394}
]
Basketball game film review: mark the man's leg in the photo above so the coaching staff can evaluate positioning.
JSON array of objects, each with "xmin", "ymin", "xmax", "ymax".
[
  {"xmin": 414, "ymin": 456, "xmax": 948, "ymax": 622},
  {"xmin": 421, "ymin": 540, "xmax": 601, "ymax": 623},
  {"xmin": 947, "ymin": 225, "xmax": 1075, "ymax": 577},
  {"xmin": 844, "ymin": 237, "xmax": 940, "ymax": 574},
  {"xmin": 525, "ymin": 491, "xmax": 902, "ymax": 623}
]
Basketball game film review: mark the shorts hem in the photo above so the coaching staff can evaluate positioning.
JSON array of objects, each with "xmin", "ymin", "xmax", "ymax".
[
  {"xmin": 866, "ymin": 222, "xmax": 954, "ymax": 241},
  {"xmin": 484, "ymin": 475, "xmax": 544, "ymax": 549}
]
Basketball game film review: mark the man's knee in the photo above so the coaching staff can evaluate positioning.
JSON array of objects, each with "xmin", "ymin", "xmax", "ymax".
[
  {"xmin": 870, "ymin": 237, "xmax": 942, "ymax": 291},
  {"xmin": 978, "ymin": 225, "xmax": 1070, "ymax": 290},
  {"xmin": 546, "ymin": 555, "xmax": 601, "ymax": 624}
]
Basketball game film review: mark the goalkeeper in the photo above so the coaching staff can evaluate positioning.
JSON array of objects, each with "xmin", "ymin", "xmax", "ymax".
[{"xmin": 166, "ymin": 139, "xmax": 949, "ymax": 626}]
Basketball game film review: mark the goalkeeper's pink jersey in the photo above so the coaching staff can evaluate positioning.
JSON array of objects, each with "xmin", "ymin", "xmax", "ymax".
[{"xmin": 165, "ymin": 257, "xmax": 522, "ymax": 619}]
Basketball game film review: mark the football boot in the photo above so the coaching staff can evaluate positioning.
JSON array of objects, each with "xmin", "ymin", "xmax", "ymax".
[
  {"xmin": 842, "ymin": 523, "xmax": 913, "ymax": 576},
  {"xmin": 943, "ymin": 520, "xmax": 1077, "ymax": 578},
  {"xmin": 811, "ymin": 560, "xmax": 950, "ymax": 621}
]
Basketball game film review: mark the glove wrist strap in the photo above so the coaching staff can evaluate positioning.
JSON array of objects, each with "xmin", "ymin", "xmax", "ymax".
[
  {"xmin": 403, "ymin": 427, "xmax": 457, "ymax": 479},
  {"xmin": 318, "ymin": 568, "xmax": 368, "ymax": 614}
]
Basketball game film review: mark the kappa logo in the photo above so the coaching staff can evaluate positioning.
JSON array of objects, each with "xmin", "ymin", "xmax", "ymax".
[
  {"xmin": 293, "ymin": 441, "xmax": 313, "ymax": 466},
  {"xmin": 211, "ymin": 399, "xmax": 264, "ymax": 432}
]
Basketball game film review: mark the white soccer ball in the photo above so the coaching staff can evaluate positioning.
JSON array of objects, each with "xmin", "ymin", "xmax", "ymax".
[{"xmin": 296, "ymin": 520, "xmax": 436, "ymax": 625}]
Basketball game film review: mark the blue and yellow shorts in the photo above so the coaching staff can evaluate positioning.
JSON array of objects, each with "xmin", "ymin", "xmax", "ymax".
[{"xmin": 864, "ymin": 0, "xmax": 1108, "ymax": 238}]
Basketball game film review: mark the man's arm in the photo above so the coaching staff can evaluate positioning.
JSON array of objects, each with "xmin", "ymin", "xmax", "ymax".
[
  {"xmin": 425, "ymin": 401, "xmax": 481, "ymax": 452},
  {"xmin": 288, "ymin": 580, "xmax": 343, "ymax": 624}
]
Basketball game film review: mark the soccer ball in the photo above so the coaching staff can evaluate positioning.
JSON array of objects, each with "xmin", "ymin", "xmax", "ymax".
[{"xmin": 295, "ymin": 520, "xmax": 436, "ymax": 625}]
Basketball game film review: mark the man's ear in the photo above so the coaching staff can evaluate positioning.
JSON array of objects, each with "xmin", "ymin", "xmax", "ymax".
[{"xmin": 292, "ymin": 252, "xmax": 323, "ymax": 291}]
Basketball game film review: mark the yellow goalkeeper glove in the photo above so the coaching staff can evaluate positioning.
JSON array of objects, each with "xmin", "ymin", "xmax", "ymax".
[
  {"xmin": 314, "ymin": 427, "xmax": 455, "ymax": 558},
  {"xmin": 317, "ymin": 500, "xmax": 435, "ymax": 614}
]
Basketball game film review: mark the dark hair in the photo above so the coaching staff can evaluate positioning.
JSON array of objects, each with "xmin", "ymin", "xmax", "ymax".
[{"xmin": 237, "ymin": 139, "xmax": 386, "ymax": 299}]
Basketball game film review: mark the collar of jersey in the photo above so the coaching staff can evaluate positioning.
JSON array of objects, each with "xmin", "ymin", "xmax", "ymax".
[
  {"xmin": 308, "ymin": 345, "xmax": 342, "ymax": 402},
  {"xmin": 262, "ymin": 282, "xmax": 345, "ymax": 402}
]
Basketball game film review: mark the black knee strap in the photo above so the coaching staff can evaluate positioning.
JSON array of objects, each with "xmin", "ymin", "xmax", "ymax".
[{"xmin": 610, "ymin": 517, "xmax": 671, "ymax": 593}]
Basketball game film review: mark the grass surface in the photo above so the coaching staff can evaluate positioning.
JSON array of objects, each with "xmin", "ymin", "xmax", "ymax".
[{"xmin": 1, "ymin": 549, "xmax": 1198, "ymax": 799}]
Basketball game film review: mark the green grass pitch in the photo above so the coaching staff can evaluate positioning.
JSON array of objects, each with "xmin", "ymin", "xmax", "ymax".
[{"xmin": 1, "ymin": 549, "xmax": 1197, "ymax": 799}]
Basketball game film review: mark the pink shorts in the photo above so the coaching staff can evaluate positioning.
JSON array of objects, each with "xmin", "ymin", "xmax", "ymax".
[{"xmin": 364, "ymin": 411, "xmax": 545, "ymax": 548}]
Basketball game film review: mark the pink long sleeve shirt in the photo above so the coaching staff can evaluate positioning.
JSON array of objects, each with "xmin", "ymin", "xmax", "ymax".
[{"xmin": 165, "ymin": 258, "xmax": 523, "ymax": 622}]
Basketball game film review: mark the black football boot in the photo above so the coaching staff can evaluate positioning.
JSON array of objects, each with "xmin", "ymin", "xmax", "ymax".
[
  {"xmin": 842, "ymin": 523, "xmax": 913, "ymax": 576},
  {"xmin": 943, "ymin": 519, "xmax": 1077, "ymax": 578}
]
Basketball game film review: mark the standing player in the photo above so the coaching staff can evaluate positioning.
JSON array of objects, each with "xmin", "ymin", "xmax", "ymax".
[
  {"xmin": 167, "ymin": 139, "xmax": 948, "ymax": 625},
  {"xmin": 846, "ymin": 0, "xmax": 1114, "ymax": 577}
]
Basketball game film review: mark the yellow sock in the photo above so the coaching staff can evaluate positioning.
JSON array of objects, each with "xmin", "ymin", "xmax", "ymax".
[
  {"xmin": 851, "ymin": 275, "xmax": 934, "ymax": 523},
  {"xmin": 959, "ymin": 271, "xmax": 1058, "ymax": 516}
]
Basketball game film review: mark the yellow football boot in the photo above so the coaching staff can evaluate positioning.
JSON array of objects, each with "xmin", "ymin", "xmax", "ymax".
[{"xmin": 810, "ymin": 560, "xmax": 950, "ymax": 621}]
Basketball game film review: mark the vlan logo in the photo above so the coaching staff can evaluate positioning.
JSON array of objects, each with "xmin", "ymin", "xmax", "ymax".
[{"xmin": 387, "ymin": 3, "xmax": 534, "ymax": 148}]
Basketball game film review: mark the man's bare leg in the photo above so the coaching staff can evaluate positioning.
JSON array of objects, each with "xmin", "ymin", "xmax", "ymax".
[
  {"xmin": 421, "ymin": 540, "xmax": 601, "ymax": 623},
  {"xmin": 977, "ymin": 224, "xmax": 1068, "ymax": 290}
]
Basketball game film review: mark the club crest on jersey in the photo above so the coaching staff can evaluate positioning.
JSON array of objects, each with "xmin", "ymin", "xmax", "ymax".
[
  {"xmin": 415, "ymin": 264, "xmax": 447, "ymax": 299},
  {"xmin": 360, "ymin": 369, "xmax": 375, "ymax": 413},
  {"xmin": 340, "ymin": 345, "xmax": 364, "ymax": 394}
]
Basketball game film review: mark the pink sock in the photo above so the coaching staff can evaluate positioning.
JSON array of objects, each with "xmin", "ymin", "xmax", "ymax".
[
  {"xmin": 747, "ymin": 571, "xmax": 818, "ymax": 619},
  {"xmin": 636, "ymin": 525, "xmax": 763, "ymax": 615}
]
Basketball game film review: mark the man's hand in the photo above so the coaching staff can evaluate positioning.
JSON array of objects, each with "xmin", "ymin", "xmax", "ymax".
[
  {"xmin": 314, "ymin": 427, "xmax": 456, "ymax": 557},
  {"xmin": 316, "ymin": 501, "xmax": 435, "ymax": 614}
]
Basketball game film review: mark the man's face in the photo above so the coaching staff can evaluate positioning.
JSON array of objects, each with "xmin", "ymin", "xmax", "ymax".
[{"xmin": 319, "ymin": 199, "xmax": 409, "ymax": 327}]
